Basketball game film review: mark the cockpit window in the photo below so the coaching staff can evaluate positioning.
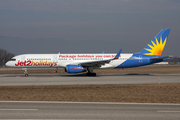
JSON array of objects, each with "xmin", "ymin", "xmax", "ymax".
[{"xmin": 10, "ymin": 59, "xmax": 16, "ymax": 61}]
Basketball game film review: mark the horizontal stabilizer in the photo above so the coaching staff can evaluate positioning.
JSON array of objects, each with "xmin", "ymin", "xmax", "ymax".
[{"xmin": 150, "ymin": 56, "xmax": 173, "ymax": 61}]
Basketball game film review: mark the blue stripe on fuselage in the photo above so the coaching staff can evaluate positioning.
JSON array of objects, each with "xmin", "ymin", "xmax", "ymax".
[{"xmin": 116, "ymin": 54, "xmax": 168, "ymax": 68}]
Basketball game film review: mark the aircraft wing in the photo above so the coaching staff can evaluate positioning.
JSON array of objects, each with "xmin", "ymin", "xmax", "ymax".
[
  {"xmin": 150, "ymin": 56, "xmax": 173, "ymax": 61},
  {"xmin": 79, "ymin": 49, "xmax": 122, "ymax": 67},
  {"xmin": 80, "ymin": 59, "xmax": 111, "ymax": 67}
]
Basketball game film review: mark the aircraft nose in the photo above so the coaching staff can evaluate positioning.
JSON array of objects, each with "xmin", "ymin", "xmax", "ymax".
[{"xmin": 5, "ymin": 61, "xmax": 10, "ymax": 67}]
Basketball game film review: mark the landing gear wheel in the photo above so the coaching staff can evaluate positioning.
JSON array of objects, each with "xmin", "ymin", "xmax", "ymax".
[
  {"xmin": 86, "ymin": 73, "xmax": 90, "ymax": 76},
  {"xmin": 86, "ymin": 73, "xmax": 96, "ymax": 76},
  {"xmin": 92, "ymin": 73, "xmax": 96, "ymax": 76},
  {"xmin": 24, "ymin": 69, "xmax": 28, "ymax": 77}
]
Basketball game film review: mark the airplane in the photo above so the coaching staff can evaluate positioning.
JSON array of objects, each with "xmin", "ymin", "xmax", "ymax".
[{"xmin": 6, "ymin": 29, "xmax": 171, "ymax": 76}]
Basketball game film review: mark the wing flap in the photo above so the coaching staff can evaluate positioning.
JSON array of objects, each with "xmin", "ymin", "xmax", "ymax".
[{"xmin": 80, "ymin": 59, "xmax": 111, "ymax": 67}]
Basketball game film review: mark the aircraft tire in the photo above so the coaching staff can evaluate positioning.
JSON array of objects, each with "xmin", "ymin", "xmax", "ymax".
[
  {"xmin": 92, "ymin": 73, "xmax": 96, "ymax": 76},
  {"xmin": 86, "ymin": 73, "xmax": 96, "ymax": 76}
]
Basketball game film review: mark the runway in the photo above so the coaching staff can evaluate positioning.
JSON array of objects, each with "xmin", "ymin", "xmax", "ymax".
[
  {"xmin": 1, "ymin": 74, "xmax": 180, "ymax": 119},
  {"xmin": 0, "ymin": 73, "xmax": 180, "ymax": 86},
  {"xmin": 0, "ymin": 101, "xmax": 180, "ymax": 119}
]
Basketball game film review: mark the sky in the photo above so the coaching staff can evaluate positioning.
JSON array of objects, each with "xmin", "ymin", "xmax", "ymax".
[{"xmin": 0, "ymin": 0, "xmax": 180, "ymax": 57}]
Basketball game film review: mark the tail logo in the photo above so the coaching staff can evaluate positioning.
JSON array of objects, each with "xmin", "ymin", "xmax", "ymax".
[{"xmin": 144, "ymin": 36, "xmax": 167, "ymax": 56}]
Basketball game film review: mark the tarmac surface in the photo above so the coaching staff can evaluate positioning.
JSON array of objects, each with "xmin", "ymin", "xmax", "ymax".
[
  {"xmin": 1, "ymin": 67, "xmax": 180, "ymax": 119},
  {"xmin": 0, "ymin": 101, "xmax": 180, "ymax": 119},
  {"xmin": 0, "ymin": 73, "xmax": 180, "ymax": 86}
]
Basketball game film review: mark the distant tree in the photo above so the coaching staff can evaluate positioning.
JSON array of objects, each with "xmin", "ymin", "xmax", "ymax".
[{"xmin": 0, "ymin": 48, "xmax": 14, "ymax": 67}]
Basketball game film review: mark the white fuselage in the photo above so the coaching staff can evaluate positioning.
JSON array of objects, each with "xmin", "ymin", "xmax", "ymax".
[{"xmin": 5, "ymin": 53, "xmax": 133, "ymax": 69}]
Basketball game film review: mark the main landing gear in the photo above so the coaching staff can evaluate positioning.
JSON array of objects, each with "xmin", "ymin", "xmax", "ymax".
[
  {"xmin": 86, "ymin": 72, "xmax": 96, "ymax": 76},
  {"xmin": 86, "ymin": 67, "xmax": 96, "ymax": 76}
]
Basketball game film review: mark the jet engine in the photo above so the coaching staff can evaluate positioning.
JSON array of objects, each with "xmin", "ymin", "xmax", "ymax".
[{"xmin": 65, "ymin": 65, "xmax": 87, "ymax": 73}]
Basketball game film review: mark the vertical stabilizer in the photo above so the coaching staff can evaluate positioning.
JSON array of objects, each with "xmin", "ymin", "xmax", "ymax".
[{"xmin": 138, "ymin": 29, "xmax": 170, "ymax": 56}]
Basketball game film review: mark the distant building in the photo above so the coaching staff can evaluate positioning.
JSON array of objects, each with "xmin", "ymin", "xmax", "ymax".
[
  {"xmin": 167, "ymin": 57, "xmax": 180, "ymax": 65},
  {"xmin": 154, "ymin": 62, "xmax": 169, "ymax": 65}
]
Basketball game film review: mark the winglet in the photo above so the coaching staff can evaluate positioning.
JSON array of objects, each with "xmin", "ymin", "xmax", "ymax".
[{"xmin": 113, "ymin": 49, "xmax": 122, "ymax": 60}]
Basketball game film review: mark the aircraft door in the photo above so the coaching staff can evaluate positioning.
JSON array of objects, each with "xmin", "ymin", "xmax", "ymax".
[
  {"xmin": 53, "ymin": 55, "xmax": 58, "ymax": 63},
  {"xmin": 139, "ymin": 55, "xmax": 143, "ymax": 63},
  {"xmin": 21, "ymin": 56, "xmax": 25, "ymax": 62}
]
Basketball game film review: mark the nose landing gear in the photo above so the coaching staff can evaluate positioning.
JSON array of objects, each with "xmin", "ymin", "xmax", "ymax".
[{"xmin": 23, "ymin": 68, "xmax": 28, "ymax": 77}]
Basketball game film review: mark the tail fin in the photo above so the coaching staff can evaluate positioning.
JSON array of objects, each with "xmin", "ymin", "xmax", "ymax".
[{"xmin": 138, "ymin": 29, "xmax": 170, "ymax": 56}]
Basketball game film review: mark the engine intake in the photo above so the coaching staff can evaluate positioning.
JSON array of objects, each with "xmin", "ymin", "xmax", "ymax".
[{"xmin": 65, "ymin": 65, "xmax": 86, "ymax": 73}]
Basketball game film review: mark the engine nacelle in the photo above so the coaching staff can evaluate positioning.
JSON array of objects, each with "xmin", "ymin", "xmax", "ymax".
[{"xmin": 65, "ymin": 65, "xmax": 86, "ymax": 73}]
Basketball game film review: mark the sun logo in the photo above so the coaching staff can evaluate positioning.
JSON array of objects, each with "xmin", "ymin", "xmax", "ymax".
[{"xmin": 144, "ymin": 36, "xmax": 167, "ymax": 56}]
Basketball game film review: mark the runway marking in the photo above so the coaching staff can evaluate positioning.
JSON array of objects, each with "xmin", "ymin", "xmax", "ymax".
[
  {"xmin": 0, "ymin": 109, "xmax": 38, "ymax": 111},
  {"xmin": 158, "ymin": 111, "xmax": 180, "ymax": 113},
  {"xmin": 0, "ymin": 101, "xmax": 180, "ymax": 106}
]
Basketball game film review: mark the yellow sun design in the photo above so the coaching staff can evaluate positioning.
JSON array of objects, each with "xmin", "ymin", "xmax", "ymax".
[{"xmin": 144, "ymin": 37, "xmax": 167, "ymax": 56}]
